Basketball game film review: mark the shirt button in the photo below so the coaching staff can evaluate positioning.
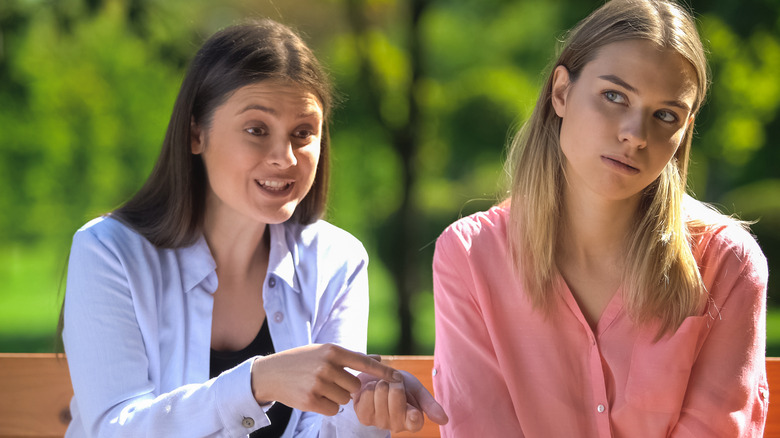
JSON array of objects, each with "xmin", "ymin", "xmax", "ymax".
[
  {"xmin": 432, "ymin": 368, "xmax": 438, "ymax": 377},
  {"xmin": 268, "ymin": 277, "xmax": 276, "ymax": 288},
  {"xmin": 597, "ymin": 404, "xmax": 606, "ymax": 413},
  {"xmin": 273, "ymin": 311, "xmax": 284, "ymax": 323},
  {"xmin": 242, "ymin": 417, "xmax": 255, "ymax": 428}
]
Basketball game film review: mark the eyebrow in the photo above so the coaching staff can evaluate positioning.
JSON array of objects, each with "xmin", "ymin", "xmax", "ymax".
[
  {"xmin": 238, "ymin": 104, "xmax": 276, "ymax": 117},
  {"xmin": 598, "ymin": 74, "xmax": 692, "ymax": 112},
  {"xmin": 238, "ymin": 104, "xmax": 322, "ymax": 119}
]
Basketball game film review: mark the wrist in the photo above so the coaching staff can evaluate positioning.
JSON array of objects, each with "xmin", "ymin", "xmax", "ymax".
[{"xmin": 250, "ymin": 356, "xmax": 272, "ymax": 405}]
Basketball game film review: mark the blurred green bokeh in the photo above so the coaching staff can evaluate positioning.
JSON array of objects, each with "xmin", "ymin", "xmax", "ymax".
[{"xmin": 0, "ymin": 0, "xmax": 778, "ymax": 355}]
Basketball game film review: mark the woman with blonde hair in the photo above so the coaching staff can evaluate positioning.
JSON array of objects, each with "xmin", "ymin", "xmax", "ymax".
[{"xmin": 432, "ymin": 0, "xmax": 768, "ymax": 436}]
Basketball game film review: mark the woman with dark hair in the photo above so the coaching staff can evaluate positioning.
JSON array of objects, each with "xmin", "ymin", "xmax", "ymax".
[
  {"xmin": 433, "ymin": 0, "xmax": 767, "ymax": 436},
  {"xmin": 62, "ymin": 19, "xmax": 446, "ymax": 437}
]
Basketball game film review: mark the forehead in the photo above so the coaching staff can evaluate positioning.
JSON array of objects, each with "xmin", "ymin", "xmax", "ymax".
[
  {"xmin": 582, "ymin": 39, "xmax": 698, "ymax": 109},
  {"xmin": 225, "ymin": 80, "xmax": 323, "ymax": 117}
]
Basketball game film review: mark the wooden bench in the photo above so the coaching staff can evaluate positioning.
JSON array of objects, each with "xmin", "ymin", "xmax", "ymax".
[
  {"xmin": 1, "ymin": 354, "xmax": 777, "ymax": 437},
  {"xmin": 0, "ymin": 354, "xmax": 437, "ymax": 438}
]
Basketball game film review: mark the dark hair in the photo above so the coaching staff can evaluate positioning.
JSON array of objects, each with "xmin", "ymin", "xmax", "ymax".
[{"xmin": 113, "ymin": 19, "xmax": 333, "ymax": 248}]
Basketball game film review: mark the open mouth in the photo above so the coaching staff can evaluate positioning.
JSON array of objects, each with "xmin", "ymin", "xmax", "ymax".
[{"xmin": 256, "ymin": 179, "xmax": 294, "ymax": 192}]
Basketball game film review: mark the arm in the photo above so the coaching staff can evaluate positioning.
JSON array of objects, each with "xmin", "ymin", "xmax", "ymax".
[
  {"xmin": 432, "ymin": 227, "xmax": 522, "ymax": 437},
  {"xmin": 308, "ymin": 242, "xmax": 446, "ymax": 436},
  {"xmin": 63, "ymin": 227, "xmax": 267, "ymax": 438},
  {"xmin": 671, "ymin": 232, "xmax": 769, "ymax": 437}
]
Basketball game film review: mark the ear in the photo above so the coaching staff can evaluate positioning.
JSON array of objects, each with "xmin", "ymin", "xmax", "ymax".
[
  {"xmin": 551, "ymin": 65, "xmax": 572, "ymax": 118},
  {"xmin": 190, "ymin": 117, "xmax": 204, "ymax": 155}
]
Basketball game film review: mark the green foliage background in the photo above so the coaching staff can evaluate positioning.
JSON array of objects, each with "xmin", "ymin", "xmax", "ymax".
[{"xmin": 1, "ymin": 0, "xmax": 778, "ymax": 354}]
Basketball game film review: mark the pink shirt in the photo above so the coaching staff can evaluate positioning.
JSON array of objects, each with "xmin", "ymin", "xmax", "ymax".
[{"xmin": 432, "ymin": 202, "xmax": 768, "ymax": 437}]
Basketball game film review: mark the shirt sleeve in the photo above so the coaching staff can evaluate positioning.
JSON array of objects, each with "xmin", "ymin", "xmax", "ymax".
[
  {"xmin": 63, "ymin": 227, "xmax": 268, "ymax": 438},
  {"xmin": 671, "ymin": 229, "xmax": 769, "ymax": 437},
  {"xmin": 293, "ymin": 241, "xmax": 389, "ymax": 438},
  {"xmin": 432, "ymin": 226, "xmax": 523, "ymax": 436}
]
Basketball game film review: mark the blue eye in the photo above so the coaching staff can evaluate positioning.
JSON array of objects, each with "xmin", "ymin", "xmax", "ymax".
[
  {"xmin": 655, "ymin": 110, "xmax": 678, "ymax": 123},
  {"xmin": 604, "ymin": 90, "xmax": 626, "ymax": 104}
]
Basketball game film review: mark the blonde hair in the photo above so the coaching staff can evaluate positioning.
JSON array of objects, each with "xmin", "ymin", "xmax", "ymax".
[{"xmin": 507, "ymin": 0, "xmax": 710, "ymax": 335}]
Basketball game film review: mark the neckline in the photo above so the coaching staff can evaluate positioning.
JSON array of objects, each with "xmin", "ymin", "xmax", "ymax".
[
  {"xmin": 556, "ymin": 275, "xmax": 623, "ymax": 338},
  {"xmin": 211, "ymin": 318, "xmax": 269, "ymax": 358}
]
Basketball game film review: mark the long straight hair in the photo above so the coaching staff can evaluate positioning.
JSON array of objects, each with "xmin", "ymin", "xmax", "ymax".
[
  {"xmin": 113, "ymin": 19, "xmax": 334, "ymax": 248},
  {"xmin": 507, "ymin": 0, "xmax": 710, "ymax": 335}
]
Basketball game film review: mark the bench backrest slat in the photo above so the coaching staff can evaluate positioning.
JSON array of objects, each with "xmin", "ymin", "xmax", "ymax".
[
  {"xmin": 766, "ymin": 358, "xmax": 780, "ymax": 437},
  {"xmin": 0, "ymin": 353, "xmax": 72, "ymax": 438},
  {"xmin": 379, "ymin": 356, "xmax": 439, "ymax": 438},
  {"xmin": 2, "ymin": 354, "xmax": 778, "ymax": 437}
]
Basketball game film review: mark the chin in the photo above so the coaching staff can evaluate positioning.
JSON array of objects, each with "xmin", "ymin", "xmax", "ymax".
[{"xmin": 261, "ymin": 206, "xmax": 298, "ymax": 225}]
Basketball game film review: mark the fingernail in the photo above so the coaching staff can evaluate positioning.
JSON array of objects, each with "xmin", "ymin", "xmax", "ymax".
[{"xmin": 392, "ymin": 371, "xmax": 402, "ymax": 382}]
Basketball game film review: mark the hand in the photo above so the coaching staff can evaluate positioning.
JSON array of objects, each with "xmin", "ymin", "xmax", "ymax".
[
  {"xmin": 353, "ymin": 361, "xmax": 449, "ymax": 433},
  {"xmin": 250, "ymin": 344, "xmax": 401, "ymax": 416}
]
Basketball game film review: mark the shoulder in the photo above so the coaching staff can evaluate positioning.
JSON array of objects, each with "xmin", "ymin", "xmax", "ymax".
[
  {"xmin": 72, "ymin": 215, "xmax": 152, "ymax": 255},
  {"xmin": 685, "ymin": 197, "xmax": 768, "ymax": 286},
  {"xmin": 437, "ymin": 205, "xmax": 509, "ymax": 254},
  {"xmin": 71, "ymin": 216, "xmax": 205, "ymax": 276}
]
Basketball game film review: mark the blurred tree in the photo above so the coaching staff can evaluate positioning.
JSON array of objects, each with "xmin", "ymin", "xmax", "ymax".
[
  {"xmin": 326, "ymin": 0, "xmax": 780, "ymax": 353},
  {"xmin": 341, "ymin": 0, "xmax": 428, "ymax": 353},
  {"xmin": 0, "ymin": 0, "xmax": 777, "ymax": 354}
]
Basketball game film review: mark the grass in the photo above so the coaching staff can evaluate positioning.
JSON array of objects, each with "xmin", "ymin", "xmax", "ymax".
[{"xmin": 0, "ymin": 243, "xmax": 67, "ymax": 352}]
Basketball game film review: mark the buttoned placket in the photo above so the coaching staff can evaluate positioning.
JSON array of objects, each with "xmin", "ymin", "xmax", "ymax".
[
  {"xmin": 559, "ymin": 279, "xmax": 615, "ymax": 438},
  {"xmin": 265, "ymin": 275, "xmax": 286, "ymax": 325},
  {"xmin": 587, "ymin": 332, "xmax": 612, "ymax": 437}
]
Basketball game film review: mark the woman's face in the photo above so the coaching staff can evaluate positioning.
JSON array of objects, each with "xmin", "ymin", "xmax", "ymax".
[
  {"xmin": 191, "ymin": 81, "xmax": 322, "ymax": 226},
  {"xmin": 551, "ymin": 39, "xmax": 698, "ymax": 205}
]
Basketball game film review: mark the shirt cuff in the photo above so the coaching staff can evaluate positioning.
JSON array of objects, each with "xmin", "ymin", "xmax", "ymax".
[
  {"xmin": 320, "ymin": 399, "xmax": 390, "ymax": 438},
  {"xmin": 213, "ymin": 356, "xmax": 270, "ymax": 436}
]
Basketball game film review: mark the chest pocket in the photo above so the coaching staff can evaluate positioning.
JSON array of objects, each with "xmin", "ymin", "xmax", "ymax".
[{"xmin": 625, "ymin": 315, "xmax": 709, "ymax": 413}]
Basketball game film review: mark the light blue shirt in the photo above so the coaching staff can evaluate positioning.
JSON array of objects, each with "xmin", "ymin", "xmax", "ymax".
[{"xmin": 63, "ymin": 216, "xmax": 388, "ymax": 438}]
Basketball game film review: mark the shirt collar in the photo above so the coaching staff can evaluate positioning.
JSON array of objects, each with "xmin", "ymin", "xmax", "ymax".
[
  {"xmin": 177, "ymin": 235, "xmax": 218, "ymax": 294},
  {"xmin": 267, "ymin": 222, "xmax": 301, "ymax": 293},
  {"xmin": 176, "ymin": 223, "xmax": 300, "ymax": 294}
]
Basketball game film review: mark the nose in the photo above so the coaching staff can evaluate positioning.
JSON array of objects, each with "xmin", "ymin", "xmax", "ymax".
[
  {"xmin": 618, "ymin": 110, "xmax": 648, "ymax": 149},
  {"xmin": 267, "ymin": 136, "xmax": 297, "ymax": 168}
]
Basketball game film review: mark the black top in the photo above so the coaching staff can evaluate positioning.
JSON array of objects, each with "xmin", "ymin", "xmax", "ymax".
[{"xmin": 210, "ymin": 319, "xmax": 292, "ymax": 437}]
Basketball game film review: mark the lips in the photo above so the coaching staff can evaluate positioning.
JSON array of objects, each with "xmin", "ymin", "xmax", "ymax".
[{"xmin": 601, "ymin": 156, "xmax": 640, "ymax": 174}]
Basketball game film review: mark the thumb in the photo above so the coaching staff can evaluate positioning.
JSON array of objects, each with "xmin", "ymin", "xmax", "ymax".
[{"xmin": 404, "ymin": 373, "xmax": 449, "ymax": 425}]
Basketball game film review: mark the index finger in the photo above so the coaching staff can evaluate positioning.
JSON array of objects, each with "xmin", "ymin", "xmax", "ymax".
[{"xmin": 336, "ymin": 348, "xmax": 401, "ymax": 382}]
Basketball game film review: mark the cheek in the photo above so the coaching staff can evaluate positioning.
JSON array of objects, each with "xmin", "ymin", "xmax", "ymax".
[
  {"xmin": 298, "ymin": 144, "xmax": 321, "ymax": 180},
  {"xmin": 559, "ymin": 96, "xmax": 606, "ymax": 145},
  {"xmin": 655, "ymin": 129, "xmax": 685, "ymax": 161},
  {"xmin": 307, "ymin": 142, "xmax": 322, "ymax": 166},
  {"xmin": 558, "ymin": 111, "xmax": 591, "ymax": 158}
]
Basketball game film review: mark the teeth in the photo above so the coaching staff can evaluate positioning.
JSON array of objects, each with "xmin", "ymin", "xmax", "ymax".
[{"xmin": 257, "ymin": 180, "xmax": 291, "ymax": 190}]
